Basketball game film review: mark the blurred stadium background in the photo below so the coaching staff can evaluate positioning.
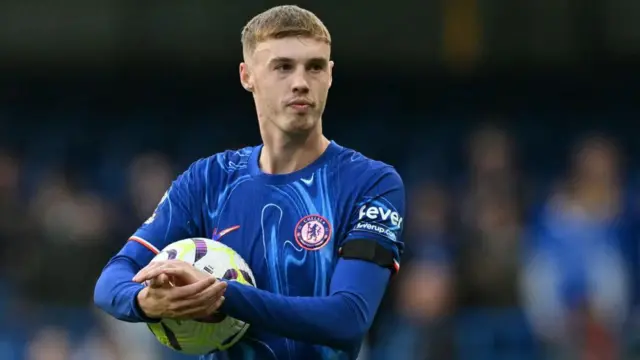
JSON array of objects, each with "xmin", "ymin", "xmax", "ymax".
[{"xmin": 1, "ymin": 1, "xmax": 640, "ymax": 359}]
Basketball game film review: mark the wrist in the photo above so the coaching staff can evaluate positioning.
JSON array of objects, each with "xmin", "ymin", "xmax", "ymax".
[{"xmin": 135, "ymin": 286, "xmax": 159, "ymax": 321}]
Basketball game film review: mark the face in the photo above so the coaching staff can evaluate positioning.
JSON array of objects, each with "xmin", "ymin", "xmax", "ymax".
[{"xmin": 240, "ymin": 37, "xmax": 333, "ymax": 135}]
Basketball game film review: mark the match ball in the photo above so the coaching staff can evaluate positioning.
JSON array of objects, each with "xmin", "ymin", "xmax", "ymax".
[{"xmin": 146, "ymin": 238, "xmax": 255, "ymax": 355}]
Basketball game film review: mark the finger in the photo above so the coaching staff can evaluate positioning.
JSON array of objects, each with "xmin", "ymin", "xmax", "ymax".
[
  {"xmin": 145, "ymin": 266, "xmax": 205, "ymax": 285},
  {"xmin": 134, "ymin": 263, "xmax": 180, "ymax": 283},
  {"xmin": 174, "ymin": 277, "xmax": 220, "ymax": 300},
  {"xmin": 191, "ymin": 281, "xmax": 227, "ymax": 303},
  {"xmin": 210, "ymin": 295, "xmax": 225, "ymax": 312},
  {"xmin": 170, "ymin": 281, "xmax": 227, "ymax": 313},
  {"xmin": 135, "ymin": 260, "xmax": 196, "ymax": 283},
  {"xmin": 135, "ymin": 260, "xmax": 185, "ymax": 278},
  {"xmin": 169, "ymin": 276, "xmax": 218, "ymax": 300},
  {"xmin": 133, "ymin": 262, "xmax": 163, "ymax": 282},
  {"xmin": 149, "ymin": 273, "xmax": 171, "ymax": 288},
  {"xmin": 133, "ymin": 264, "xmax": 153, "ymax": 282},
  {"xmin": 173, "ymin": 294, "xmax": 226, "ymax": 320},
  {"xmin": 159, "ymin": 273, "xmax": 170, "ymax": 283}
]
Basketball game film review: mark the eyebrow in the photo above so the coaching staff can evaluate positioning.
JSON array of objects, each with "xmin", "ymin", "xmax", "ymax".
[{"xmin": 268, "ymin": 57, "xmax": 328, "ymax": 66}]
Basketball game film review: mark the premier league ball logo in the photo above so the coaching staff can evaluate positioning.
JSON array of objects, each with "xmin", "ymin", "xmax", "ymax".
[{"xmin": 294, "ymin": 215, "xmax": 332, "ymax": 251}]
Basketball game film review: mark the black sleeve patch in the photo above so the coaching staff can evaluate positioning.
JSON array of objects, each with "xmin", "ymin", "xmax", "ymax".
[{"xmin": 339, "ymin": 239, "xmax": 395, "ymax": 270}]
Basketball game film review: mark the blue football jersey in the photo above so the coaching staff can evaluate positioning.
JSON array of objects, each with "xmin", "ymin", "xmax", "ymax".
[{"xmin": 128, "ymin": 141, "xmax": 405, "ymax": 360}]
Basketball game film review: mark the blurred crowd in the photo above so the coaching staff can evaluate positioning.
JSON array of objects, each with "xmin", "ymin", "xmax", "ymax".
[
  {"xmin": 1, "ymin": 78, "xmax": 640, "ymax": 359},
  {"xmin": 374, "ymin": 128, "xmax": 640, "ymax": 360},
  {"xmin": 0, "ymin": 148, "xmax": 183, "ymax": 360}
]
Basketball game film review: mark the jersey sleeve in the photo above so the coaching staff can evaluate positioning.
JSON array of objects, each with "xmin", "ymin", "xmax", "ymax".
[
  {"xmin": 127, "ymin": 160, "xmax": 206, "ymax": 267},
  {"xmin": 341, "ymin": 168, "xmax": 406, "ymax": 272}
]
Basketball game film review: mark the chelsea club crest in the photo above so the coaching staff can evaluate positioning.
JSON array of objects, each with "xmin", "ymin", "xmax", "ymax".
[{"xmin": 294, "ymin": 214, "xmax": 332, "ymax": 251}]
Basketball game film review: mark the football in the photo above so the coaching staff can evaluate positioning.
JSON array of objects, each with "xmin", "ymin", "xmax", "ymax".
[{"xmin": 146, "ymin": 238, "xmax": 255, "ymax": 355}]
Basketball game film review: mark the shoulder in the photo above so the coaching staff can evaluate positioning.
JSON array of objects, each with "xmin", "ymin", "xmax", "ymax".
[
  {"xmin": 332, "ymin": 145, "xmax": 404, "ymax": 192},
  {"xmin": 173, "ymin": 146, "xmax": 257, "ymax": 195},
  {"xmin": 184, "ymin": 146, "xmax": 256, "ymax": 177}
]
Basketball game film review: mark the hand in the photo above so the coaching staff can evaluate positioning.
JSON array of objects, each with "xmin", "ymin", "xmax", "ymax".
[
  {"xmin": 134, "ymin": 260, "xmax": 210, "ymax": 285},
  {"xmin": 134, "ymin": 260, "xmax": 227, "ymax": 320}
]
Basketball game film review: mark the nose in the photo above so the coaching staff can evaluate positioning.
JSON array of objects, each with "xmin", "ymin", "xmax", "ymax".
[{"xmin": 291, "ymin": 68, "xmax": 309, "ymax": 94}]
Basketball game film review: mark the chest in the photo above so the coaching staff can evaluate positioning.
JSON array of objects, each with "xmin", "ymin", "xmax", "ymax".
[{"xmin": 202, "ymin": 180, "xmax": 352, "ymax": 295}]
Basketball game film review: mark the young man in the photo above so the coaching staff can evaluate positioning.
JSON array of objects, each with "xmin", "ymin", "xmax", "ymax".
[{"xmin": 94, "ymin": 5, "xmax": 405, "ymax": 360}]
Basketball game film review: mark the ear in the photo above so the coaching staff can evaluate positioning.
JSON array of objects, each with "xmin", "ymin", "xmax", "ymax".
[
  {"xmin": 328, "ymin": 60, "xmax": 334, "ymax": 88},
  {"xmin": 239, "ymin": 62, "xmax": 254, "ymax": 92}
]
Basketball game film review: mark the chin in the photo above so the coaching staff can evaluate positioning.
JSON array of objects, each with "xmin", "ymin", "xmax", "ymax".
[{"xmin": 282, "ymin": 115, "xmax": 318, "ymax": 134}]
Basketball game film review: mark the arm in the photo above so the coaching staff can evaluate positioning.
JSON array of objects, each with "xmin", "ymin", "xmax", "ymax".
[
  {"xmin": 94, "ymin": 245, "xmax": 156, "ymax": 322},
  {"xmin": 94, "ymin": 160, "xmax": 206, "ymax": 322},
  {"xmin": 221, "ymin": 257, "xmax": 390, "ymax": 349},
  {"xmin": 221, "ymin": 168, "xmax": 405, "ymax": 349}
]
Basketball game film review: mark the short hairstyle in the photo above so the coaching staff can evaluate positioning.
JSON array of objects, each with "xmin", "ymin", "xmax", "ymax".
[{"xmin": 241, "ymin": 5, "xmax": 331, "ymax": 57}]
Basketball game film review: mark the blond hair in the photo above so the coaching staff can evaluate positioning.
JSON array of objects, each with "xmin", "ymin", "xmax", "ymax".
[{"xmin": 241, "ymin": 5, "xmax": 331, "ymax": 57}]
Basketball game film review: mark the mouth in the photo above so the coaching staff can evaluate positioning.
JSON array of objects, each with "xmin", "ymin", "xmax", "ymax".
[{"xmin": 287, "ymin": 100, "xmax": 314, "ymax": 111}]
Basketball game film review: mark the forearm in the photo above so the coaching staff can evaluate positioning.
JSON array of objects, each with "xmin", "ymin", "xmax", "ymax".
[
  {"xmin": 94, "ymin": 254, "xmax": 157, "ymax": 323},
  {"xmin": 220, "ymin": 259, "xmax": 390, "ymax": 349}
]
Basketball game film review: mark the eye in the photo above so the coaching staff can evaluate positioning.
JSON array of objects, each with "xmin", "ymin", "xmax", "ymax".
[
  {"xmin": 308, "ymin": 63, "xmax": 325, "ymax": 73},
  {"xmin": 275, "ymin": 63, "xmax": 293, "ymax": 71}
]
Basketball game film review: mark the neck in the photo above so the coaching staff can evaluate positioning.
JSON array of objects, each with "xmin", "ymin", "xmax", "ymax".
[{"xmin": 259, "ymin": 124, "xmax": 330, "ymax": 175}]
